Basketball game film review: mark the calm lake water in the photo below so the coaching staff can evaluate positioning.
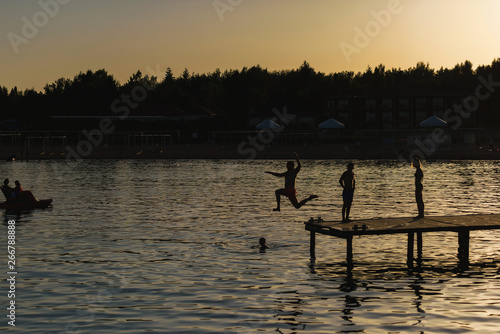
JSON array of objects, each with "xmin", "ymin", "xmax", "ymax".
[{"xmin": 2, "ymin": 159, "xmax": 500, "ymax": 333}]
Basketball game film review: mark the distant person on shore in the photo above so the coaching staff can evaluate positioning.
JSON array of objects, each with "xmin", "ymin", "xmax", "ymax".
[
  {"xmin": 266, "ymin": 152, "xmax": 318, "ymax": 211},
  {"xmin": 339, "ymin": 162, "xmax": 355, "ymax": 223},
  {"xmin": 413, "ymin": 158, "xmax": 424, "ymax": 218}
]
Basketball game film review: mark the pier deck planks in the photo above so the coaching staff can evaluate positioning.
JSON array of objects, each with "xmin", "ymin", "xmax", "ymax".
[
  {"xmin": 305, "ymin": 214, "xmax": 500, "ymax": 236},
  {"xmin": 304, "ymin": 214, "xmax": 500, "ymax": 266}
]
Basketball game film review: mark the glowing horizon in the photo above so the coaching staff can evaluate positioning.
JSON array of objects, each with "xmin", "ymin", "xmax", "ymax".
[{"xmin": 1, "ymin": 0, "xmax": 500, "ymax": 91}]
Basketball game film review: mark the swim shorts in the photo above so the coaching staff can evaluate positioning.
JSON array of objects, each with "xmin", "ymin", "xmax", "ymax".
[
  {"xmin": 342, "ymin": 189, "xmax": 354, "ymax": 202},
  {"xmin": 284, "ymin": 187, "xmax": 297, "ymax": 202}
]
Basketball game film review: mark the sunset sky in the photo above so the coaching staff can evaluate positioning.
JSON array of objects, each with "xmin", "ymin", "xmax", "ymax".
[{"xmin": 1, "ymin": 0, "xmax": 500, "ymax": 91}]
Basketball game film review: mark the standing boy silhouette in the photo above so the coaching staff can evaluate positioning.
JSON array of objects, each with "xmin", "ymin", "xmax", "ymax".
[
  {"xmin": 413, "ymin": 158, "xmax": 424, "ymax": 218},
  {"xmin": 339, "ymin": 162, "xmax": 355, "ymax": 223}
]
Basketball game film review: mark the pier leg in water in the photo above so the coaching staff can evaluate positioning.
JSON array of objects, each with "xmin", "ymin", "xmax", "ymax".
[
  {"xmin": 457, "ymin": 229, "xmax": 470, "ymax": 266},
  {"xmin": 310, "ymin": 230, "xmax": 316, "ymax": 259},
  {"xmin": 346, "ymin": 235, "xmax": 353, "ymax": 270},
  {"xmin": 407, "ymin": 232, "xmax": 414, "ymax": 268},
  {"xmin": 416, "ymin": 232, "xmax": 423, "ymax": 266}
]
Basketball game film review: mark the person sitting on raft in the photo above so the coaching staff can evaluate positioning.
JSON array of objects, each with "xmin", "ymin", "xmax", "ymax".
[
  {"xmin": 13, "ymin": 180, "xmax": 38, "ymax": 202},
  {"xmin": 14, "ymin": 180, "xmax": 22, "ymax": 193},
  {"xmin": 1, "ymin": 179, "xmax": 15, "ymax": 202},
  {"xmin": 1, "ymin": 179, "xmax": 38, "ymax": 203}
]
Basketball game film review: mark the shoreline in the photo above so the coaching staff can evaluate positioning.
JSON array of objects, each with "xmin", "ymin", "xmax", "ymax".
[{"xmin": 2, "ymin": 143, "xmax": 500, "ymax": 161}]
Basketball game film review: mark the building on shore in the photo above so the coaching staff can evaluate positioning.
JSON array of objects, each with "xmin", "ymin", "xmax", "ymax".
[{"xmin": 325, "ymin": 92, "xmax": 474, "ymax": 130}]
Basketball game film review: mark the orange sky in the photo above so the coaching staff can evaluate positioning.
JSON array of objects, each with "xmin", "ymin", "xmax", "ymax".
[{"xmin": 1, "ymin": 0, "xmax": 500, "ymax": 91}]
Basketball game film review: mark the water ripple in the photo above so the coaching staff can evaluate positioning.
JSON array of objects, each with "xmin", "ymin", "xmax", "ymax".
[{"xmin": 2, "ymin": 159, "xmax": 500, "ymax": 333}]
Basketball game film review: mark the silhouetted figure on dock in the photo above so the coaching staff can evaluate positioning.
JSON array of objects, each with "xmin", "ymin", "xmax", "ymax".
[
  {"xmin": 413, "ymin": 158, "xmax": 424, "ymax": 218},
  {"xmin": 339, "ymin": 162, "xmax": 355, "ymax": 223},
  {"xmin": 266, "ymin": 152, "xmax": 318, "ymax": 211}
]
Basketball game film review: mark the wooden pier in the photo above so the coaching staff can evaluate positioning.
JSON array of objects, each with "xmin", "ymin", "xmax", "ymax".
[{"xmin": 305, "ymin": 214, "xmax": 500, "ymax": 267}]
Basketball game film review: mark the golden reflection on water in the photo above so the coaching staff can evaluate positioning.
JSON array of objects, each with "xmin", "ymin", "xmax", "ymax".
[{"xmin": 2, "ymin": 159, "xmax": 500, "ymax": 333}]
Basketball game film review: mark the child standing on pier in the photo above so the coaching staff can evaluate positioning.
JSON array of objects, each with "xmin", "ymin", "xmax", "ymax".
[
  {"xmin": 266, "ymin": 152, "xmax": 318, "ymax": 211},
  {"xmin": 339, "ymin": 162, "xmax": 355, "ymax": 223},
  {"xmin": 413, "ymin": 158, "xmax": 424, "ymax": 218}
]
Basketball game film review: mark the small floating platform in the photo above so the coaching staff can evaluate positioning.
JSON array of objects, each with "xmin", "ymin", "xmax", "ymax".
[
  {"xmin": 0, "ymin": 198, "xmax": 53, "ymax": 211},
  {"xmin": 305, "ymin": 214, "xmax": 500, "ymax": 267}
]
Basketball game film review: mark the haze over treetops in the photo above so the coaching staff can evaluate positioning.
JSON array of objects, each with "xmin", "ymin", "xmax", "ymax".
[{"xmin": 1, "ymin": 0, "xmax": 500, "ymax": 91}]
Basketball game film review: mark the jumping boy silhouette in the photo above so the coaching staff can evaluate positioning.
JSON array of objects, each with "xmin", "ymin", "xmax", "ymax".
[{"xmin": 266, "ymin": 152, "xmax": 318, "ymax": 211}]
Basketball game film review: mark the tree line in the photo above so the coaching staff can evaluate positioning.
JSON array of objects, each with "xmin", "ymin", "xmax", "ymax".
[{"xmin": 2, "ymin": 59, "xmax": 500, "ymax": 131}]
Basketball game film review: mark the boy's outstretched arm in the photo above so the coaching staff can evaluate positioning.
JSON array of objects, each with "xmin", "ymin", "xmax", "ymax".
[{"xmin": 265, "ymin": 171, "xmax": 285, "ymax": 177}]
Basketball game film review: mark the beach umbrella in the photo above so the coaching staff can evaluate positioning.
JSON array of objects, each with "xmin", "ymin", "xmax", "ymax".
[
  {"xmin": 419, "ymin": 116, "xmax": 447, "ymax": 127},
  {"xmin": 256, "ymin": 119, "xmax": 280, "ymax": 129},
  {"xmin": 318, "ymin": 118, "xmax": 345, "ymax": 129}
]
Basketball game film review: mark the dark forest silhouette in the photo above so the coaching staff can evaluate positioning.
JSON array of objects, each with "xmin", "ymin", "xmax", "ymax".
[{"xmin": 2, "ymin": 59, "xmax": 500, "ymax": 131}]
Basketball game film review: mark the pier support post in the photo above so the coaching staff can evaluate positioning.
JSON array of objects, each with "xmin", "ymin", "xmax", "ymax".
[
  {"xmin": 407, "ymin": 232, "xmax": 414, "ymax": 268},
  {"xmin": 416, "ymin": 232, "xmax": 423, "ymax": 264},
  {"xmin": 458, "ymin": 229, "xmax": 470, "ymax": 265},
  {"xmin": 310, "ymin": 230, "xmax": 316, "ymax": 259},
  {"xmin": 346, "ymin": 235, "xmax": 353, "ymax": 266}
]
